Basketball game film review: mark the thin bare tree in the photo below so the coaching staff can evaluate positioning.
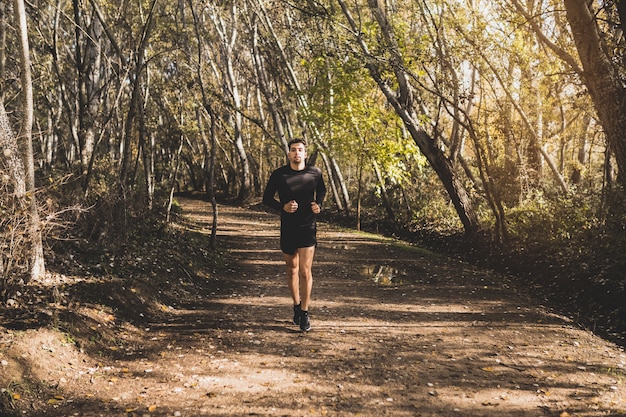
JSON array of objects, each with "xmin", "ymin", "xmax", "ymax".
[{"xmin": 13, "ymin": 0, "xmax": 45, "ymax": 280}]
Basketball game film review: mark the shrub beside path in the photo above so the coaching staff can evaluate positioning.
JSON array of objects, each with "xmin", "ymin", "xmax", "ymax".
[{"xmin": 0, "ymin": 197, "xmax": 624, "ymax": 416}]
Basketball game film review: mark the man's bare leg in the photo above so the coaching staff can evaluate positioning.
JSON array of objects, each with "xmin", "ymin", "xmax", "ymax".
[
  {"xmin": 284, "ymin": 252, "xmax": 300, "ymax": 306},
  {"xmin": 297, "ymin": 246, "xmax": 316, "ymax": 312},
  {"xmin": 285, "ymin": 246, "xmax": 315, "ymax": 330}
]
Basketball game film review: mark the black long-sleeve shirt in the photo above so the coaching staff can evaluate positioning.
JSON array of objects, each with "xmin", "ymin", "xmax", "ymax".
[{"xmin": 263, "ymin": 165, "xmax": 327, "ymax": 229}]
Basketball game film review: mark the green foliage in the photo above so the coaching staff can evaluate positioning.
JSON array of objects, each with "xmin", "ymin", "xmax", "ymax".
[
  {"xmin": 411, "ymin": 197, "xmax": 464, "ymax": 234},
  {"xmin": 505, "ymin": 190, "xmax": 598, "ymax": 243}
]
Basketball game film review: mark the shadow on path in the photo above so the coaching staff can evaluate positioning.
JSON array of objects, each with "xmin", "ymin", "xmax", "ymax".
[{"xmin": 0, "ymin": 197, "xmax": 624, "ymax": 417}]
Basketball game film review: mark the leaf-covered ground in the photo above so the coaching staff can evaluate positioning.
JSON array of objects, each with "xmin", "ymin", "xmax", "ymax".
[{"xmin": 0, "ymin": 196, "xmax": 624, "ymax": 416}]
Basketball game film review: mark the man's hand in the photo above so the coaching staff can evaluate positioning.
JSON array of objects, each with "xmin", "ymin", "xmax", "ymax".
[
  {"xmin": 311, "ymin": 201, "xmax": 321, "ymax": 214},
  {"xmin": 284, "ymin": 200, "xmax": 298, "ymax": 213}
]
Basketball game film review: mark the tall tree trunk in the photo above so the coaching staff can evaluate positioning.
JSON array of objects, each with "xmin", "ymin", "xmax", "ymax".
[
  {"xmin": 200, "ymin": 106, "xmax": 219, "ymax": 249},
  {"xmin": 372, "ymin": 159, "xmax": 395, "ymax": 220},
  {"xmin": 320, "ymin": 151, "xmax": 343, "ymax": 211},
  {"xmin": 208, "ymin": 2, "xmax": 252, "ymax": 203},
  {"xmin": 250, "ymin": 18, "xmax": 289, "ymax": 152},
  {"xmin": 0, "ymin": 101, "xmax": 26, "ymax": 196},
  {"xmin": 140, "ymin": 112, "xmax": 155, "ymax": 210},
  {"xmin": 329, "ymin": 155, "xmax": 351, "ymax": 215},
  {"xmin": 69, "ymin": 0, "xmax": 105, "ymax": 193},
  {"xmin": 166, "ymin": 133, "xmax": 184, "ymax": 223},
  {"xmin": 119, "ymin": 0, "xmax": 158, "ymax": 195},
  {"xmin": 571, "ymin": 115, "xmax": 591, "ymax": 184},
  {"xmin": 0, "ymin": 100, "xmax": 28, "ymax": 297},
  {"xmin": 14, "ymin": 0, "xmax": 45, "ymax": 280},
  {"xmin": 0, "ymin": 3, "xmax": 6, "ymax": 102},
  {"xmin": 356, "ymin": 148, "xmax": 364, "ymax": 231},
  {"xmin": 471, "ymin": 121, "xmax": 509, "ymax": 242},
  {"xmin": 189, "ymin": 0, "xmax": 219, "ymax": 248},
  {"xmin": 563, "ymin": 0, "xmax": 626, "ymax": 188}
]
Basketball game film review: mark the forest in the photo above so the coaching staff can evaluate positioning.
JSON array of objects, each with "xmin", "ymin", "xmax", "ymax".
[{"xmin": 1, "ymin": 0, "xmax": 625, "ymax": 349}]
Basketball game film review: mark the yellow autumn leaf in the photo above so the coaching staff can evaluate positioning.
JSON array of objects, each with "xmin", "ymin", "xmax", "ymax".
[
  {"xmin": 148, "ymin": 405, "xmax": 157, "ymax": 412},
  {"xmin": 481, "ymin": 367, "xmax": 494, "ymax": 372},
  {"xmin": 12, "ymin": 393, "xmax": 20, "ymax": 400}
]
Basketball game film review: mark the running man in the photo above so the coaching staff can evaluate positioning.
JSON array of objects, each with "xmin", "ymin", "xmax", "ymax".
[{"xmin": 263, "ymin": 138, "xmax": 327, "ymax": 332}]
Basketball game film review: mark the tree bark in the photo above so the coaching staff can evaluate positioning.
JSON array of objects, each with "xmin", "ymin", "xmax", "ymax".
[
  {"xmin": 0, "ymin": 100, "xmax": 28, "ymax": 296},
  {"xmin": 0, "ymin": 101, "xmax": 26, "ymax": 197},
  {"xmin": 14, "ymin": 0, "xmax": 45, "ymax": 280},
  {"xmin": 0, "ymin": 3, "xmax": 6, "ymax": 102},
  {"xmin": 189, "ymin": 0, "xmax": 219, "ymax": 248},
  {"xmin": 562, "ymin": 0, "xmax": 626, "ymax": 188}
]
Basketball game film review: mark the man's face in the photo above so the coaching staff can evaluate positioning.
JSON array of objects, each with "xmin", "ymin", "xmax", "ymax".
[{"xmin": 288, "ymin": 143, "xmax": 307, "ymax": 164}]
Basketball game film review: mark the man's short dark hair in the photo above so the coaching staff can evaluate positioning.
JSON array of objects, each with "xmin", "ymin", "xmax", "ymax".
[{"xmin": 288, "ymin": 138, "xmax": 307, "ymax": 148}]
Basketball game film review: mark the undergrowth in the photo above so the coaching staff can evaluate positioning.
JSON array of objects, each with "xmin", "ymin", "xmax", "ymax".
[{"xmin": 320, "ymin": 189, "xmax": 626, "ymax": 348}]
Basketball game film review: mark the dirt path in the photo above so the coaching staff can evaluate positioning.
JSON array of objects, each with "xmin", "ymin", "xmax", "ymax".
[{"xmin": 1, "ymin": 197, "xmax": 625, "ymax": 417}]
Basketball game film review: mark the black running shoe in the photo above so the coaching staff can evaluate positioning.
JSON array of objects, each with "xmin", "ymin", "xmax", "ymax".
[
  {"xmin": 293, "ymin": 304, "xmax": 301, "ymax": 325},
  {"xmin": 299, "ymin": 310, "xmax": 311, "ymax": 332}
]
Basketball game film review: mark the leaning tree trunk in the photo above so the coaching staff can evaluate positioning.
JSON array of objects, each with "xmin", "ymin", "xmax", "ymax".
[
  {"xmin": 14, "ymin": 0, "xmax": 45, "ymax": 280},
  {"xmin": 338, "ymin": 0, "xmax": 480, "ymax": 235}
]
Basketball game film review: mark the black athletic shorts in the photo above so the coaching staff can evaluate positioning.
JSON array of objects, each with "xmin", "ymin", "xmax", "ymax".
[{"xmin": 280, "ymin": 223, "xmax": 317, "ymax": 255}]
